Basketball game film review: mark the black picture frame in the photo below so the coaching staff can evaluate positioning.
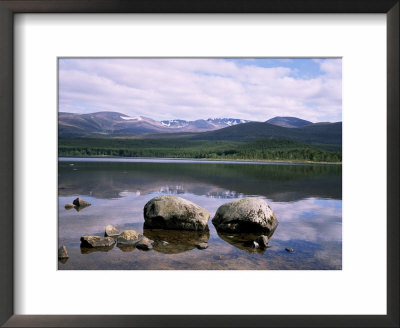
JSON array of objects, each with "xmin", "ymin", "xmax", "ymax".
[{"xmin": 0, "ymin": 0, "xmax": 398, "ymax": 327}]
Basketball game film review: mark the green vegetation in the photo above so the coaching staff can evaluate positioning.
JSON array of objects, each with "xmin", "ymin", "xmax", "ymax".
[{"xmin": 58, "ymin": 137, "xmax": 341, "ymax": 163}]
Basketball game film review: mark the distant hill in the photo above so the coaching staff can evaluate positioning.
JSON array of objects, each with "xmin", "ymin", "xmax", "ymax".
[
  {"xmin": 59, "ymin": 112, "xmax": 249, "ymax": 137},
  {"xmin": 266, "ymin": 116, "xmax": 313, "ymax": 128},
  {"xmin": 189, "ymin": 121, "xmax": 342, "ymax": 150}
]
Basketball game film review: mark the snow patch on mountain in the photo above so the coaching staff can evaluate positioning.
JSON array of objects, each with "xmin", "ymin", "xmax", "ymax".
[{"xmin": 121, "ymin": 116, "xmax": 143, "ymax": 121}]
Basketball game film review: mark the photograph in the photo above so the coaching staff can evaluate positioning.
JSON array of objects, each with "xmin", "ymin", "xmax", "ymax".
[{"xmin": 57, "ymin": 58, "xmax": 342, "ymax": 270}]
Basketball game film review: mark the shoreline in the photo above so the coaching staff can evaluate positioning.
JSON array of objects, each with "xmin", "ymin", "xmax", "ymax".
[{"xmin": 58, "ymin": 156, "xmax": 342, "ymax": 165}]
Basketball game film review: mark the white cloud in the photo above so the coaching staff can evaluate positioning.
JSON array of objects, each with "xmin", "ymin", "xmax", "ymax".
[{"xmin": 59, "ymin": 58, "xmax": 342, "ymax": 122}]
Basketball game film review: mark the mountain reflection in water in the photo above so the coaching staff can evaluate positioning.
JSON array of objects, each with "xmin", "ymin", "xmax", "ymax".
[{"xmin": 58, "ymin": 159, "xmax": 342, "ymax": 270}]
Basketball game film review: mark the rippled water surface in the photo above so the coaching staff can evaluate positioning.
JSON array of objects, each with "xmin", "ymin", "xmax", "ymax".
[{"xmin": 58, "ymin": 158, "xmax": 342, "ymax": 270}]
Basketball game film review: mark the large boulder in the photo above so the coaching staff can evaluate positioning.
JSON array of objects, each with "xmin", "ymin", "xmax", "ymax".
[
  {"xmin": 212, "ymin": 198, "xmax": 278, "ymax": 233},
  {"xmin": 144, "ymin": 195, "xmax": 210, "ymax": 231},
  {"xmin": 80, "ymin": 236, "xmax": 115, "ymax": 248}
]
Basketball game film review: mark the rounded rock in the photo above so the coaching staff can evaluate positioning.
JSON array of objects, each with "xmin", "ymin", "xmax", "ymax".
[
  {"xmin": 105, "ymin": 224, "xmax": 120, "ymax": 237},
  {"xmin": 117, "ymin": 230, "xmax": 142, "ymax": 246},
  {"xmin": 212, "ymin": 198, "xmax": 278, "ymax": 233},
  {"xmin": 144, "ymin": 195, "xmax": 210, "ymax": 231},
  {"xmin": 195, "ymin": 242, "xmax": 208, "ymax": 250},
  {"xmin": 64, "ymin": 203, "xmax": 75, "ymax": 210}
]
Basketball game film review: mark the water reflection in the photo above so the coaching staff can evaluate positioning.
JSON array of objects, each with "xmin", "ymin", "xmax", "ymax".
[
  {"xmin": 80, "ymin": 244, "xmax": 115, "ymax": 254},
  {"xmin": 58, "ymin": 258, "xmax": 69, "ymax": 264},
  {"xmin": 59, "ymin": 161, "xmax": 341, "ymax": 202},
  {"xmin": 143, "ymin": 228, "xmax": 210, "ymax": 254},
  {"xmin": 117, "ymin": 245, "xmax": 136, "ymax": 253},
  {"xmin": 217, "ymin": 231, "xmax": 275, "ymax": 254},
  {"xmin": 58, "ymin": 159, "xmax": 342, "ymax": 270}
]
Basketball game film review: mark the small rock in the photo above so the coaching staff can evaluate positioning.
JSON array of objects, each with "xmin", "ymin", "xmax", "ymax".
[
  {"xmin": 285, "ymin": 248, "xmax": 294, "ymax": 252},
  {"xmin": 105, "ymin": 224, "xmax": 120, "ymax": 237},
  {"xmin": 195, "ymin": 242, "xmax": 208, "ymax": 250},
  {"xmin": 80, "ymin": 236, "xmax": 115, "ymax": 248},
  {"xmin": 64, "ymin": 203, "xmax": 75, "ymax": 210},
  {"xmin": 58, "ymin": 245, "xmax": 69, "ymax": 259},
  {"xmin": 117, "ymin": 230, "xmax": 142, "ymax": 246},
  {"xmin": 73, "ymin": 197, "xmax": 91, "ymax": 207},
  {"xmin": 161, "ymin": 241, "xmax": 169, "ymax": 246},
  {"xmin": 255, "ymin": 235, "xmax": 269, "ymax": 249},
  {"xmin": 136, "ymin": 236, "xmax": 153, "ymax": 250},
  {"xmin": 251, "ymin": 241, "xmax": 259, "ymax": 249}
]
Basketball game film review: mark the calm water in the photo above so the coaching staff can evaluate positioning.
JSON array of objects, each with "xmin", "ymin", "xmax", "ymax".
[{"xmin": 58, "ymin": 158, "xmax": 342, "ymax": 270}]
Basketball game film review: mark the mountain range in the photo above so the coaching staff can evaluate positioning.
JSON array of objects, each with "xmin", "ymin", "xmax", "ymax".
[
  {"xmin": 59, "ymin": 111, "xmax": 338, "ymax": 138},
  {"xmin": 59, "ymin": 112, "xmax": 250, "ymax": 138}
]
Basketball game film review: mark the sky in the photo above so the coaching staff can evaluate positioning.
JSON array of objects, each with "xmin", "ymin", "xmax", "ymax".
[{"xmin": 58, "ymin": 58, "xmax": 342, "ymax": 122}]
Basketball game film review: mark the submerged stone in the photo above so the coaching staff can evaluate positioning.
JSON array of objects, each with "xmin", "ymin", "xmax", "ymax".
[{"xmin": 143, "ymin": 228, "xmax": 210, "ymax": 254}]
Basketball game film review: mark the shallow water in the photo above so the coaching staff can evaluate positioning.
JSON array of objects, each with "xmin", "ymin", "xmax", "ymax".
[{"xmin": 58, "ymin": 158, "xmax": 342, "ymax": 270}]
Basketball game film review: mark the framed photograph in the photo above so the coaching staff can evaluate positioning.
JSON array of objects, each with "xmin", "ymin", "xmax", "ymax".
[{"xmin": 0, "ymin": 0, "xmax": 398, "ymax": 327}]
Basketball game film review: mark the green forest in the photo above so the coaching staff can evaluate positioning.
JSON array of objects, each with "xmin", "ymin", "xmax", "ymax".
[{"xmin": 58, "ymin": 137, "xmax": 342, "ymax": 163}]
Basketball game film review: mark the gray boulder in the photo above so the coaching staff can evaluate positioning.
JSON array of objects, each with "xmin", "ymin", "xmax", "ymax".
[
  {"xmin": 117, "ymin": 230, "xmax": 142, "ymax": 246},
  {"xmin": 144, "ymin": 195, "xmax": 210, "ymax": 231},
  {"xmin": 80, "ymin": 236, "xmax": 115, "ymax": 248},
  {"xmin": 212, "ymin": 198, "xmax": 278, "ymax": 233},
  {"xmin": 105, "ymin": 224, "xmax": 120, "ymax": 237},
  {"xmin": 73, "ymin": 197, "xmax": 91, "ymax": 207},
  {"xmin": 58, "ymin": 245, "xmax": 69, "ymax": 259}
]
